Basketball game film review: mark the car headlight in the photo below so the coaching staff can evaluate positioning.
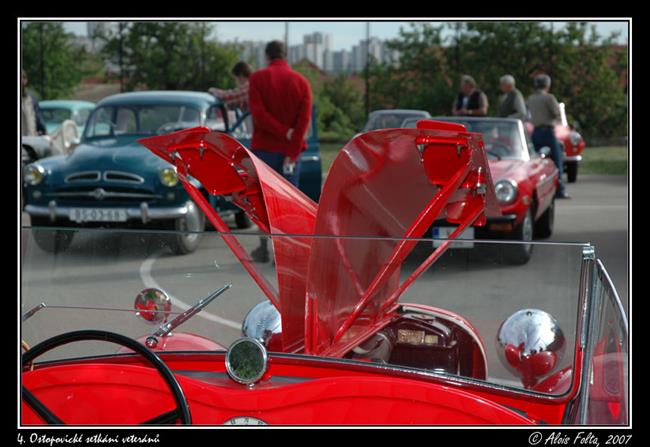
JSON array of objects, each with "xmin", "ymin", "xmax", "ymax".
[
  {"xmin": 159, "ymin": 167, "xmax": 178, "ymax": 187},
  {"xmin": 494, "ymin": 179, "xmax": 518, "ymax": 204},
  {"xmin": 569, "ymin": 131, "xmax": 582, "ymax": 146},
  {"xmin": 23, "ymin": 164, "xmax": 45, "ymax": 186}
]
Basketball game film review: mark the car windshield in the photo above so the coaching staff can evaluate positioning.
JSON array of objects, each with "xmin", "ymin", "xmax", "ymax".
[
  {"xmin": 21, "ymin": 225, "xmax": 588, "ymax": 397},
  {"xmin": 84, "ymin": 104, "xmax": 202, "ymax": 139},
  {"xmin": 42, "ymin": 108, "xmax": 72, "ymax": 126},
  {"xmin": 364, "ymin": 113, "xmax": 428, "ymax": 131},
  {"xmin": 404, "ymin": 119, "xmax": 529, "ymax": 160}
]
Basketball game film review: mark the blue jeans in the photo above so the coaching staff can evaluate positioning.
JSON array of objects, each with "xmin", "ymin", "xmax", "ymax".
[
  {"xmin": 252, "ymin": 150, "xmax": 302, "ymax": 187},
  {"xmin": 532, "ymin": 126, "xmax": 565, "ymax": 196}
]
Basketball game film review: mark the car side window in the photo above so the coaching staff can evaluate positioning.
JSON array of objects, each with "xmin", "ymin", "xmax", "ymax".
[{"xmin": 74, "ymin": 109, "xmax": 91, "ymax": 127}]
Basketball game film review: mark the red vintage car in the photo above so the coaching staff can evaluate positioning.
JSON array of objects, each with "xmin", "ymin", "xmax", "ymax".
[
  {"xmin": 20, "ymin": 121, "xmax": 627, "ymax": 426},
  {"xmin": 524, "ymin": 103, "xmax": 586, "ymax": 183},
  {"xmin": 406, "ymin": 117, "xmax": 558, "ymax": 265}
]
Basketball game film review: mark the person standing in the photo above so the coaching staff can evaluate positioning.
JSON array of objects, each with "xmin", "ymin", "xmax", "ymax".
[
  {"xmin": 247, "ymin": 40, "xmax": 313, "ymax": 262},
  {"xmin": 21, "ymin": 69, "xmax": 46, "ymax": 137},
  {"xmin": 208, "ymin": 61, "xmax": 252, "ymax": 111},
  {"xmin": 527, "ymin": 74, "xmax": 569, "ymax": 199},
  {"xmin": 497, "ymin": 74, "xmax": 527, "ymax": 119},
  {"xmin": 452, "ymin": 75, "xmax": 489, "ymax": 117}
]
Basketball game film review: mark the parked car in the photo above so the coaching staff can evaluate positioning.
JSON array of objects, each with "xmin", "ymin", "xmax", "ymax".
[
  {"xmin": 40, "ymin": 100, "xmax": 95, "ymax": 136},
  {"xmin": 22, "ymin": 91, "xmax": 322, "ymax": 255},
  {"xmin": 21, "ymin": 121, "xmax": 627, "ymax": 425},
  {"xmin": 524, "ymin": 103, "xmax": 585, "ymax": 183},
  {"xmin": 403, "ymin": 117, "xmax": 558, "ymax": 264},
  {"xmin": 362, "ymin": 109, "xmax": 432, "ymax": 132}
]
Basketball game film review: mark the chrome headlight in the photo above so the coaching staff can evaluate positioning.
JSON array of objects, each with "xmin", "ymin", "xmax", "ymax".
[
  {"xmin": 159, "ymin": 167, "xmax": 178, "ymax": 187},
  {"xmin": 569, "ymin": 131, "xmax": 582, "ymax": 146},
  {"xmin": 494, "ymin": 179, "xmax": 518, "ymax": 204},
  {"xmin": 23, "ymin": 164, "xmax": 45, "ymax": 186}
]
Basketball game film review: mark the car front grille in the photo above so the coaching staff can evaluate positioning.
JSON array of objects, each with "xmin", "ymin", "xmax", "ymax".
[{"xmin": 47, "ymin": 186, "xmax": 163, "ymax": 203}]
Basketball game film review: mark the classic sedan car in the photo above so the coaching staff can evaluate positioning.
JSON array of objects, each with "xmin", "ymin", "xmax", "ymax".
[
  {"xmin": 40, "ymin": 100, "xmax": 95, "ymax": 135},
  {"xmin": 20, "ymin": 121, "xmax": 628, "ymax": 425},
  {"xmin": 404, "ymin": 117, "xmax": 558, "ymax": 265},
  {"xmin": 22, "ymin": 91, "xmax": 322, "ymax": 255}
]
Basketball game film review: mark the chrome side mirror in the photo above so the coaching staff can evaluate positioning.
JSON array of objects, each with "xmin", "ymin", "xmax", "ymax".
[
  {"xmin": 242, "ymin": 300, "xmax": 282, "ymax": 347},
  {"xmin": 538, "ymin": 146, "xmax": 552, "ymax": 159},
  {"xmin": 496, "ymin": 309, "xmax": 565, "ymax": 389},
  {"xmin": 134, "ymin": 288, "xmax": 171, "ymax": 324}
]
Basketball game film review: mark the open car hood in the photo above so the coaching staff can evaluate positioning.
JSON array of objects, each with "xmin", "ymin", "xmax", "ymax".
[{"xmin": 139, "ymin": 121, "xmax": 500, "ymax": 356}]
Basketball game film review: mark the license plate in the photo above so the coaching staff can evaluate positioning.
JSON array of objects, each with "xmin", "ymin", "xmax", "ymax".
[
  {"xmin": 69, "ymin": 208, "xmax": 128, "ymax": 223},
  {"xmin": 432, "ymin": 226, "xmax": 475, "ymax": 249}
]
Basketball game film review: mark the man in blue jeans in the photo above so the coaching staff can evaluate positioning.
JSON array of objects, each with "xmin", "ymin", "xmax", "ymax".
[
  {"xmin": 527, "ymin": 74, "xmax": 569, "ymax": 199},
  {"xmin": 247, "ymin": 40, "xmax": 312, "ymax": 262}
]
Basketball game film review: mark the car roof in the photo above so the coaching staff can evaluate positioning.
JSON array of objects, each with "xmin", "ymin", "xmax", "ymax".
[
  {"xmin": 39, "ymin": 100, "xmax": 95, "ymax": 109},
  {"xmin": 96, "ymin": 91, "xmax": 218, "ymax": 108}
]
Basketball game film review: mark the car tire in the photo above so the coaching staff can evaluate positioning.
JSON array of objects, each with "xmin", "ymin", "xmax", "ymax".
[
  {"xmin": 30, "ymin": 217, "xmax": 75, "ymax": 254},
  {"xmin": 168, "ymin": 201, "xmax": 205, "ymax": 255},
  {"xmin": 566, "ymin": 162, "xmax": 578, "ymax": 183},
  {"xmin": 534, "ymin": 199, "xmax": 555, "ymax": 239},
  {"xmin": 502, "ymin": 208, "xmax": 534, "ymax": 265}
]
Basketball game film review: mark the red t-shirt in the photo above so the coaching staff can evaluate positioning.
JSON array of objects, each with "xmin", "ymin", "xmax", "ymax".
[{"xmin": 248, "ymin": 59, "xmax": 313, "ymax": 160}]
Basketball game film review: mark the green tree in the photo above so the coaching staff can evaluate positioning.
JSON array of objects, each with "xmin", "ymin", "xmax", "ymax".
[
  {"xmin": 98, "ymin": 22, "xmax": 239, "ymax": 91},
  {"xmin": 21, "ymin": 22, "xmax": 88, "ymax": 99}
]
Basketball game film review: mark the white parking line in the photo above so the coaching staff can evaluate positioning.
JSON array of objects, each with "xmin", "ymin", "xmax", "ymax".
[{"xmin": 139, "ymin": 250, "xmax": 241, "ymax": 330}]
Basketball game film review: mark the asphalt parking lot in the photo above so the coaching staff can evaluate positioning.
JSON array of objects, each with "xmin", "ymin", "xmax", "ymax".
[{"xmin": 20, "ymin": 173, "xmax": 629, "ymax": 387}]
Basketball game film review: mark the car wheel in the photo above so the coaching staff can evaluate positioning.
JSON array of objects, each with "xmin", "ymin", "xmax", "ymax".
[
  {"xmin": 534, "ymin": 199, "xmax": 555, "ymax": 239},
  {"xmin": 30, "ymin": 217, "xmax": 75, "ymax": 254},
  {"xmin": 235, "ymin": 210, "xmax": 252, "ymax": 229},
  {"xmin": 502, "ymin": 208, "xmax": 534, "ymax": 265},
  {"xmin": 168, "ymin": 201, "xmax": 205, "ymax": 255},
  {"xmin": 566, "ymin": 161, "xmax": 578, "ymax": 183}
]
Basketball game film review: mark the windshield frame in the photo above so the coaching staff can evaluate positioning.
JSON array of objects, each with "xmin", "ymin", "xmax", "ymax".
[{"xmin": 81, "ymin": 103, "xmax": 208, "ymax": 142}]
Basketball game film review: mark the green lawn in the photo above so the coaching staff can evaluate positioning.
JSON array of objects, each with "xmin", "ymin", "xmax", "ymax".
[
  {"xmin": 319, "ymin": 142, "xmax": 628, "ymax": 176},
  {"xmin": 580, "ymin": 146, "xmax": 628, "ymax": 176}
]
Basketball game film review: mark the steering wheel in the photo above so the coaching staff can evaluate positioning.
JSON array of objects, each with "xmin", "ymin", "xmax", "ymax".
[{"xmin": 21, "ymin": 330, "xmax": 192, "ymax": 425}]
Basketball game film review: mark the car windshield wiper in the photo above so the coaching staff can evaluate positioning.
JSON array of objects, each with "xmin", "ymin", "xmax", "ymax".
[
  {"xmin": 486, "ymin": 150, "xmax": 502, "ymax": 160},
  {"xmin": 145, "ymin": 282, "xmax": 232, "ymax": 348}
]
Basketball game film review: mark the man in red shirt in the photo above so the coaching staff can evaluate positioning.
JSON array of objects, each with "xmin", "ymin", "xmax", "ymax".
[{"xmin": 248, "ymin": 40, "xmax": 313, "ymax": 262}]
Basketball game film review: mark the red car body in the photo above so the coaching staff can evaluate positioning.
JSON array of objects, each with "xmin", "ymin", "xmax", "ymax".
[{"xmin": 20, "ymin": 121, "xmax": 626, "ymax": 426}]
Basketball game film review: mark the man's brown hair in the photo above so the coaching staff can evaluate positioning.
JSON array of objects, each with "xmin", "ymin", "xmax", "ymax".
[
  {"xmin": 232, "ymin": 61, "xmax": 252, "ymax": 78},
  {"xmin": 265, "ymin": 40, "xmax": 286, "ymax": 60}
]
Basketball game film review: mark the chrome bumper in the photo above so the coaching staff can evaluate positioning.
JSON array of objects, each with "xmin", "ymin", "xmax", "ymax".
[
  {"xmin": 564, "ymin": 155, "xmax": 582, "ymax": 162},
  {"xmin": 24, "ymin": 201, "xmax": 189, "ymax": 224}
]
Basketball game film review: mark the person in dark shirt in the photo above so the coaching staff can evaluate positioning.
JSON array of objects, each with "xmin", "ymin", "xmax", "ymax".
[
  {"xmin": 247, "ymin": 40, "xmax": 313, "ymax": 262},
  {"xmin": 452, "ymin": 75, "xmax": 488, "ymax": 117},
  {"xmin": 21, "ymin": 69, "xmax": 47, "ymax": 136},
  {"xmin": 497, "ymin": 74, "xmax": 527, "ymax": 119}
]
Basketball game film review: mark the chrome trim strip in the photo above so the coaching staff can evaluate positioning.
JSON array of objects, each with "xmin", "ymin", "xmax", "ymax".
[
  {"xmin": 300, "ymin": 155, "xmax": 320, "ymax": 162},
  {"xmin": 24, "ymin": 203, "xmax": 189, "ymax": 221},
  {"xmin": 103, "ymin": 170, "xmax": 145, "ymax": 184},
  {"xmin": 47, "ymin": 190, "xmax": 162, "ymax": 200},
  {"xmin": 64, "ymin": 171, "xmax": 101, "ymax": 183}
]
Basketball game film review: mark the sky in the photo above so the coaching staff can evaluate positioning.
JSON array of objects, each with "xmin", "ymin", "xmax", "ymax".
[{"xmin": 62, "ymin": 20, "xmax": 628, "ymax": 51}]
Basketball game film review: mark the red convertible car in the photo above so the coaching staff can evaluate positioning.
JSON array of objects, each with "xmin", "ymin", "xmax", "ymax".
[
  {"xmin": 405, "ymin": 117, "xmax": 559, "ymax": 265},
  {"xmin": 20, "ymin": 121, "xmax": 627, "ymax": 426}
]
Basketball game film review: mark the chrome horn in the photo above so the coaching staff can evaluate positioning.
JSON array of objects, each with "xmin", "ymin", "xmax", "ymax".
[
  {"xmin": 496, "ymin": 309, "xmax": 566, "ymax": 389},
  {"xmin": 134, "ymin": 288, "xmax": 172, "ymax": 324}
]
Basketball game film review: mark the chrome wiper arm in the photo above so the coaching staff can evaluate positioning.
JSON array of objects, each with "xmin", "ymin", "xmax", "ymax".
[
  {"xmin": 145, "ymin": 283, "xmax": 232, "ymax": 348},
  {"xmin": 22, "ymin": 303, "xmax": 46, "ymax": 322}
]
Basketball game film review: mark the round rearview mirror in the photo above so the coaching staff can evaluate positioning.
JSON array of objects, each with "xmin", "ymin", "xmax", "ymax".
[
  {"xmin": 496, "ymin": 309, "xmax": 565, "ymax": 389},
  {"xmin": 225, "ymin": 338, "xmax": 268, "ymax": 385},
  {"xmin": 538, "ymin": 146, "xmax": 552, "ymax": 159},
  {"xmin": 134, "ymin": 288, "xmax": 171, "ymax": 324}
]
